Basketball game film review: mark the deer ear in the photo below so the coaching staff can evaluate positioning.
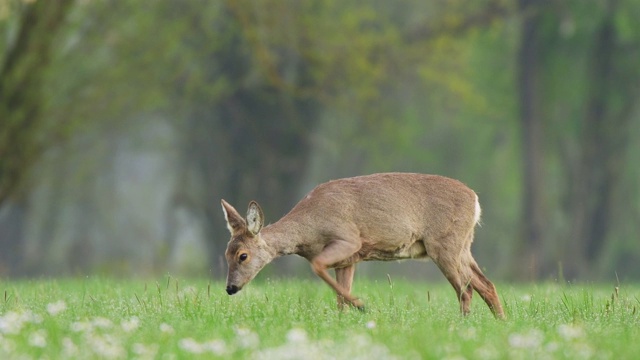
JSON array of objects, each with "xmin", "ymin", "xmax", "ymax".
[
  {"xmin": 221, "ymin": 199, "xmax": 246, "ymax": 235},
  {"xmin": 246, "ymin": 201, "xmax": 264, "ymax": 235}
]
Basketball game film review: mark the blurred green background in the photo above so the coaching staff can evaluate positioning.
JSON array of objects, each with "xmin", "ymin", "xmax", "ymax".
[{"xmin": 1, "ymin": 0, "xmax": 639, "ymax": 281}]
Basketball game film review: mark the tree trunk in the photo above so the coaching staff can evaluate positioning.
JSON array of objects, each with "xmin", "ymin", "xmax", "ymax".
[
  {"xmin": 0, "ymin": 0, "xmax": 74, "ymax": 206},
  {"xmin": 517, "ymin": 0, "xmax": 546, "ymax": 280},
  {"xmin": 0, "ymin": 0, "xmax": 73, "ymax": 275},
  {"xmin": 569, "ymin": 0, "xmax": 630, "ymax": 277}
]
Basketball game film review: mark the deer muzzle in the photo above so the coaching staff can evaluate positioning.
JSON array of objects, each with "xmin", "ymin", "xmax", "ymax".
[{"xmin": 226, "ymin": 284, "xmax": 240, "ymax": 295}]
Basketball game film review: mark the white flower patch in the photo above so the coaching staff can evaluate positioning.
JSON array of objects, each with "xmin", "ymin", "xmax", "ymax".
[
  {"xmin": 28, "ymin": 329, "xmax": 47, "ymax": 348},
  {"xmin": 178, "ymin": 338, "xmax": 204, "ymax": 354},
  {"xmin": 46, "ymin": 300, "xmax": 67, "ymax": 316},
  {"xmin": 0, "ymin": 312, "xmax": 24, "ymax": 335},
  {"xmin": 160, "ymin": 323, "xmax": 175, "ymax": 334},
  {"xmin": 91, "ymin": 317, "xmax": 113, "ymax": 329},
  {"xmin": 86, "ymin": 333, "xmax": 125, "ymax": 359},
  {"xmin": 508, "ymin": 329, "xmax": 544, "ymax": 349},
  {"xmin": 178, "ymin": 337, "xmax": 227, "ymax": 356},
  {"xmin": 557, "ymin": 324, "xmax": 584, "ymax": 341},
  {"xmin": 234, "ymin": 327, "xmax": 259, "ymax": 349},
  {"xmin": 62, "ymin": 337, "xmax": 78, "ymax": 357},
  {"xmin": 133, "ymin": 342, "xmax": 159, "ymax": 359},
  {"xmin": 0, "ymin": 311, "xmax": 42, "ymax": 335},
  {"xmin": 120, "ymin": 317, "xmax": 140, "ymax": 333},
  {"xmin": 202, "ymin": 339, "xmax": 227, "ymax": 355},
  {"xmin": 70, "ymin": 320, "xmax": 93, "ymax": 333},
  {"xmin": 366, "ymin": 321, "xmax": 376, "ymax": 329},
  {"xmin": 286, "ymin": 328, "xmax": 308, "ymax": 343},
  {"xmin": 254, "ymin": 330, "xmax": 399, "ymax": 360}
]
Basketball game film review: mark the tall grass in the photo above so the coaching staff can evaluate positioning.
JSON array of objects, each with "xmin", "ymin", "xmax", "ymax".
[{"xmin": 0, "ymin": 276, "xmax": 638, "ymax": 359}]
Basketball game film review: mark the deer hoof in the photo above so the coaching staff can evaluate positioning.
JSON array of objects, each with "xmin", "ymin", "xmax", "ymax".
[{"xmin": 351, "ymin": 299, "xmax": 365, "ymax": 312}]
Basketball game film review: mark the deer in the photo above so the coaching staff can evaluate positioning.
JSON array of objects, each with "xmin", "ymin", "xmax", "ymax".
[{"xmin": 221, "ymin": 172, "xmax": 505, "ymax": 319}]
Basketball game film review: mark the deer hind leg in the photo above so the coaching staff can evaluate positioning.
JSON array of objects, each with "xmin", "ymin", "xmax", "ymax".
[
  {"xmin": 311, "ymin": 238, "xmax": 364, "ymax": 310},
  {"xmin": 427, "ymin": 235, "xmax": 473, "ymax": 316},
  {"xmin": 335, "ymin": 265, "xmax": 356, "ymax": 310},
  {"xmin": 434, "ymin": 256, "xmax": 473, "ymax": 316},
  {"xmin": 467, "ymin": 253, "xmax": 505, "ymax": 319}
]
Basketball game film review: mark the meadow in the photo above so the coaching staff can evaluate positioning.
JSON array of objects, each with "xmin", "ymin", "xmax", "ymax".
[{"xmin": 0, "ymin": 276, "xmax": 638, "ymax": 359}]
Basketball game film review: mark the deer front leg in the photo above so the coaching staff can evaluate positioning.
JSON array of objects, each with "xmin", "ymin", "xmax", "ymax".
[
  {"xmin": 335, "ymin": 265, "xmax": 356, "ymax": 310},
  {"xmin": 311, "ymin": 239, "xmax": 364, "ymax": 310}
]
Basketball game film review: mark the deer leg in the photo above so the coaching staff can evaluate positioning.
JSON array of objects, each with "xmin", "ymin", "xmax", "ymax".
[
  {"xmin": 435, "ymin": 259, "xmax": 472, "ymax": 316},
  {"xmin": 311, "ymin": 239, "xmax": 363, "ymax": 310},
  {"xmin": 335, "ymin": 265, "xmax": 356, "ymax": 310},
  {"xmin": 427, "ymin": 235, "xmax": 473, "ymax": 316},
  {"xmin": 469, "ymin": 258, "xmax": 505, "ymax": 319}
]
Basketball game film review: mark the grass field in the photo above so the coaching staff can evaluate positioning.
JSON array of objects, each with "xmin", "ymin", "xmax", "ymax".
[{"xmin": 0, "ymin": 276, "xmax": 638, "ymax": 359}]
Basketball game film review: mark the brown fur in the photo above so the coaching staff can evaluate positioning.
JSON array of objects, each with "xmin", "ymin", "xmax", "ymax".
[{"xmin": 222, "ymin": 173, "xmax": 505, "ymax": 318}]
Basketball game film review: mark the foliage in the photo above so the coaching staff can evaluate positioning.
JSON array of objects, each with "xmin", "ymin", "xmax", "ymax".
[
  {"xmin": 0, "ymin": 0, "xmax": 74, "ymax": 203},
  {"xmin": 0, "ymin": 278, "xmax": 639, "ymax": 359},
  {"xmin": 0, "ymin": 0, "xmax": 639, "ymax": 280}
]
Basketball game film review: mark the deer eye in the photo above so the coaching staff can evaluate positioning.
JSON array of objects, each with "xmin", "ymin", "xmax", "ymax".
[{"xmin": 239, "ymin": 253, "xmax": 248, "ymax": 262}]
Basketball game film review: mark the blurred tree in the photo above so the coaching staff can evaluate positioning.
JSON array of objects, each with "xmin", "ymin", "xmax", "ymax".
[
  {"xmin": 565, "ymin": 0, "xmax": 640, "ymax": 277},
  {"xmin": 518, "ymin": 0, "xmax": 640, "ymax": 279},
  {"xmin": 0, "ymin": 0, "xmax": 73, "ymax": 275},
  {"xmin": 517, "ymin": 0, "xmax": 545, "ymax": 279},
  {"xmin": 0, "ymin": 0, "xmax": 73, "ymax": 205}
]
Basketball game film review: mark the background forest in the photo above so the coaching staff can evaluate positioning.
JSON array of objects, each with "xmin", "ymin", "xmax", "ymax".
[{"xmin": 1, "ymin": 0, "xmax": 639, "ymax": 282}]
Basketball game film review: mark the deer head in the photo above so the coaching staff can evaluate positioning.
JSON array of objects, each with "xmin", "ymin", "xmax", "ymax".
[{"xmin": 221, "ymin": 199, "xmax": 273, "ymax": 295}]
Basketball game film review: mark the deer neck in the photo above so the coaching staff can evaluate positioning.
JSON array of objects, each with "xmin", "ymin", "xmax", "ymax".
[{"xmin": 260, "ymin": 220, "xmax": 303, "ymax": 258}]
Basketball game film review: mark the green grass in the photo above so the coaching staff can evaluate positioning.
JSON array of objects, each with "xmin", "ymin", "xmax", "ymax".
[{"xmin": 0, "ymin": 276, "xmax": 639, "ymax": 359}]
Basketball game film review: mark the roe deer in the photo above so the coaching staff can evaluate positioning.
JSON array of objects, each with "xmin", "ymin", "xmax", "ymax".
[{"xmin": 221, "ymin": 173, "xmax": 504, "ymax": 318}]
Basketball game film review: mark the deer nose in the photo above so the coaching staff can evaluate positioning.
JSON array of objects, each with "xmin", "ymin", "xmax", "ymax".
[{"xmin": 226, "ymin": 285, "xmax": 239, "ymax": 295}]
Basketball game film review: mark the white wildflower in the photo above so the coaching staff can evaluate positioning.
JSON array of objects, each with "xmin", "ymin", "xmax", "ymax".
[
  {"xmin": 0, "ymin": 312, "xmax": 24, "ymax": 334},
  {"xmin": 62, "ymin": 337, "xmax": 78, "ymax": 357},
  {"xmin": 70, "ymin": 320, "xmax": 92, "ymax": 332},
  {"xmin": 0, "ymin": 311, "xmax": 42, "ymax": 334},
  {"xmin": 23, "ymin": 310, "xmax": 43, "ymax": 324},
  {"xmin": 92, "ymin": 317, "xmax": 113, "ymax": 329},
  {"xmin": 179, "ymin": 338, "xmax": 203, "ymax": 354},
  {"xmin": 178, "ymin": 337, "xmax": 227, "ymax": 355},
  {"xmin": 521, "ymin": 294, "xmax": 532, "ymax": 302},
  {"xmin": 46, "ymin": 300, "xmax": 67, "ymax": 316},
  {"xmin": 286, "ymin": 328, "xmax": 308, "ymax": 343},
  {"xmin": 235, "ymin": 327, "xmax": 259, "ymax": 349},
  {"xmin": 255, "ymin": 332, "xmax": 399, "ymax": 360},
  {"xmin": 28, "ymin": 329, "xmax": 47, "ymax": 348},
  {"xmin": 508, "ymin": 329, "xmax": 543, "ymax": 349},
  {"xmin": 88, "ymin": 333, "xmax": 125, "ymax": 359},
  {"xmin": 120, "ymin": 317, "xmax": 140, "ymax": 332},
  {"xmin": 366, "ymin": 320, "xmax": 377, "ymax": 329},
  {"xmin": 133, "ymin": 342, "xmax": 159, "ymax": 359},
  {"xmin": 160, "ymin": 323, "xmax": 175, "ymax": 334},
  {"xmin": 202, "ymin": 339, "xmax": 227, "ymax": 355},
  {"xmin": 558, "ymin": 324, "xmax": 584, "ymax": 341}
]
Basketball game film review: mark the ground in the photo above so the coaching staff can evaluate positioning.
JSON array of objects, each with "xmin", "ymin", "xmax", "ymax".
[{"xmin": 0, "ymin": 277, "xmax": 638, "ymax": 359}]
